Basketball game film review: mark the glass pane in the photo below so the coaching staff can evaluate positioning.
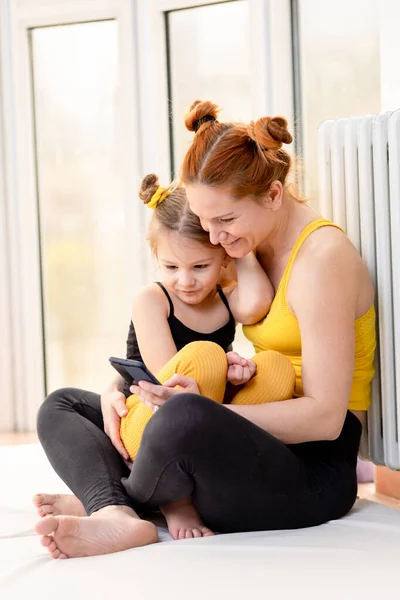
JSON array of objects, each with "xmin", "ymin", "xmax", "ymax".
[
  {"xmin": 31, "ymin": 21, "xmax": 128, "ymax": 393},
  {"xmin": 167, "ymin": 1, "xmax": 252, "ymax": 357},
  {"xmin": 168, "ymin": 0, "xmax": 251, "ymax": 173},
  {"xmin": 298, "ymin": 0, "xmax": 381, "ymax": 200}
]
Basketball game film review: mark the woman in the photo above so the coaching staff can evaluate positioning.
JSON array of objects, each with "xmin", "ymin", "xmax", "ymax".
[{"xmin": 34, "ymin": 100, "xmax": 375, "ymax": 558}]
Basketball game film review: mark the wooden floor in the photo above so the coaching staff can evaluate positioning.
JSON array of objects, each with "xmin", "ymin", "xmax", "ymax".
[{"xmin": 1, "ymin": 432, "xmax": 399, "ymax": 510}]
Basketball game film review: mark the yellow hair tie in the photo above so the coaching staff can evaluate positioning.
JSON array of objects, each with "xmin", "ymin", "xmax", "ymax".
[{"xmin": 147, "ymin": 186, "xmax": 171, "ymax": 210}]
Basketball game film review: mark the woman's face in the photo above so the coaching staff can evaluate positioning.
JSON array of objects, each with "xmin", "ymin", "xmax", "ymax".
[{"xmin": 186, "ymin": 184, "xmax": 278, "ymax": 257}]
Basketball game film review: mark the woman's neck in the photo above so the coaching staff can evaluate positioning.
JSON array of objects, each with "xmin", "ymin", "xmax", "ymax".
[{"xmin": 257, "ymin": 195, "xmax": 317, "ymax": 262}]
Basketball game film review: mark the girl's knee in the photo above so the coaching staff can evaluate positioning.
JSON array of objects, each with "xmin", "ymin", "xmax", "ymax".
[
  {"xmin": 253, "ymin": 351, "xmax": 295, "ymax": 376},
  {"xmin": 180, "ymin": 341, "xmax": 226, "ymax": 365}
]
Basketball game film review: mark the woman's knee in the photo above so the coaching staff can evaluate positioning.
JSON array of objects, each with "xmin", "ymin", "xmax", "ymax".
[
  {"xmin": 36, "ymin": 387, "xmax": 76, "ymax": 439},
  {"xmin": 141, "ymin": 394, "xmax": 217, "ymax": 454}
]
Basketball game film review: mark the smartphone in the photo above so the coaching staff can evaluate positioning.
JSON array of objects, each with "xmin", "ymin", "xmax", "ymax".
[{"xmin": 109, "ymin": 357, "xmax": 160, "ymax": 387}]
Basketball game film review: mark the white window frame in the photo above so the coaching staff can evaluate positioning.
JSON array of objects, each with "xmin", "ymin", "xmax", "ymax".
[
  {"xmin": 0, "ymin": 10, "xmax": 14, "ymax": 432},
  {"xmin": 0, "ymin": 0, "xmax": 144, "ymax": 431},
  {"xmin": 136, "ymin": 0, "xmax": 294, "ymax": 183},
  {"xmin": 1, "ymin": 0, "xmax": 294, "ymax": 432}
]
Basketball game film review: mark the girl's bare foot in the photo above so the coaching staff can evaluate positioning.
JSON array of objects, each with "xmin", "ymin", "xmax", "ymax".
[
  {"xmin": 33, "ymin": 493, "xmax": 87, "ymax": 518},
  {"xmin": 161, "ymin": 498, "xmax": 214, "ymax": 540},
  {"xmin": 34, "ymin": 505, "xmax": 158, "ymax": 559}
]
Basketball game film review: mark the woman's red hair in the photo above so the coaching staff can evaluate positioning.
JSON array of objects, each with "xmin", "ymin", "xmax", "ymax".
[{"xmin": 181, "ymin": 100, "xmax": 293, "ymax": 199}]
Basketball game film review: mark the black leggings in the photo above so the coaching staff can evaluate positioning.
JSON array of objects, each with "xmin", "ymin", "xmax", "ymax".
[{"xmin": 37, "ymin": 389, "xmax": 361, "ymax": 532}]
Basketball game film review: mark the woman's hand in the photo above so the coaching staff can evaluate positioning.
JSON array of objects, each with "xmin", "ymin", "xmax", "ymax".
[
  {"xmin": 100, "ymin": 388, "xmax": 129, "ymax": 460},
  {"xmin": 226, "ymin": 351, "xmax": 256, "ymax": 386},
  {"xmin": 131, "ymin": 374, "xmax": 200, "ymax": 412}
]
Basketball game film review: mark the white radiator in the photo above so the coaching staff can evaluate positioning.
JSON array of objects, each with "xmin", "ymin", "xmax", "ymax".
[{"xmin": 317, "ymin": 110, "xmax": 400, "ymax": 469}]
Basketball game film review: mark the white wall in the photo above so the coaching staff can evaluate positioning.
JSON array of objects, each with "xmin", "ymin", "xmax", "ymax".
[{"xmin": 380, "ymin": 0, "xmax": 400, "ymax": 111}]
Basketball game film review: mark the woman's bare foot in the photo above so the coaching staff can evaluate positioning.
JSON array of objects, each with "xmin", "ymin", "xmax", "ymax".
[
  {"xmin": 33, "ymin": 493, "xmax": 86, "ymax": 518},
  {"xmin": 161, "ymin": 498, "xmax": 214, "ymax": 540},
  {"xmin": 34, "ymin": 505, "xmax": 158, "ymax": 559}
]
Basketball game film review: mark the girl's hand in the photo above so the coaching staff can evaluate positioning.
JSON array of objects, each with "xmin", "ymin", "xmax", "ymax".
[
  {"xmin": 226, "ymin": 351, "xmax": 256, "ymax": 386},
  {"xmin": 100, "ymin": 388, "xmax": 130, "ymax": 460},
  {"xmin": 131, "ymin": 374, "xmax": 200, "ymax": 412}
]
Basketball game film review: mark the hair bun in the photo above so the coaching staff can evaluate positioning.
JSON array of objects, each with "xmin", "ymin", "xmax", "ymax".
[
  {"xmin": 247, "ymin": 116, "xmax": 292, "ymax": 151},
  {"xmin": 185, "ymin": 100, "xmax": 219, "ymax": 133},
  {"xmin": 267, "ymin": 116, "xmax": 292, "ymax": 145},
  {"xmin": 139, "ymin": 173, "xmax": 159, "ymax": 205}
]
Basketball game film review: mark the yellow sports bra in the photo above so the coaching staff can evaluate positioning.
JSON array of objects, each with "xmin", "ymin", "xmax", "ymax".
[{"xmin": 243, "ymin": 218, "xmax": 376, "ymax": 411}]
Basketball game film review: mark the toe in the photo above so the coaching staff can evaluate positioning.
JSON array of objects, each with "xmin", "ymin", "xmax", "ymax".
[
  {"xmin": 48, "ymin": 540, "xmax": 57, "ymax": 553},
  {"xmin": 185, "ymin": 529, "xmax": 194, "ymax": 539},
  {"xmin": 178, "ymin": 529, "xmax": 186, "ymax": 540},
  {"xmin": 192, "ymin": 529, "xmax": 202, "ymax": 538},
  {"xmin": 59, "ymin": 553, "xmax": 68, "ymax": 559},
  {"xmin": 51, "ymin": 549, "xmax": 61, "ymax": 559},
  {"xmin": 40, "ymin": 505, "xmax": 55, "ymax": 517},
  {"xmin": 40, "ymin": 535, "xmax": 53, "ymax": 548},
  {"xmin": 202, "ymin": 528, "xmax": 214, "ymax": 537},
  {"xmin": 33, "ymin": 494, "xmax": 44, "ymax": 507},
  {"xmin": 35, "ymin": 515, "xmax": 58, "ymax": 536}
]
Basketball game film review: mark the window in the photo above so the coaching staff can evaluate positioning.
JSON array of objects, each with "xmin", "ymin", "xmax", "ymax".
[
  {"xmin": 297, "ymin": 0, "xmax": 381, "ymax": 199},
  {"xmin": 167, "ymin": 0, "xmax": 251, "ymax": 175},
  {"xmin": 31, "ymin": 20, "xmax": 128, "ymax": 392}
]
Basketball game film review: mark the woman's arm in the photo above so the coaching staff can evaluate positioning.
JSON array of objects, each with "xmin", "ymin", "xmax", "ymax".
[
  {"xmin": 227, "ymin": 241, "xmax": 359, "ymax": 443},
  {"xmin": 224, "ymin": 252, "xmax": 274, "ymax": 324},
  {"xmin": 131, "ymin": 284, "xmax": 178, "ymax": 374}
]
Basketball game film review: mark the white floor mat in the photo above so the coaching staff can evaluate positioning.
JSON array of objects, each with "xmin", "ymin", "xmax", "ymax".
[{"xmin": 1, "ymin": 444, "xmax": 399, "ymax": 599}]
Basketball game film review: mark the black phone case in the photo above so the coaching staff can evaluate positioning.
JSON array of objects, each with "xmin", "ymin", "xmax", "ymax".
[{"xmin": 109, "ymin": 357, "xmax": 160, "ymax": 386}]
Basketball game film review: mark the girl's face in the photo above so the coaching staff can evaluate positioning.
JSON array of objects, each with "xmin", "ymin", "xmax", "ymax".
[
  {"xmin": 156, "ymin": 231, "xmax": 227, "ymax": 305},
  {"xmin": 186, "ymin": 184, "xmax": 281, "ymax": 257}
]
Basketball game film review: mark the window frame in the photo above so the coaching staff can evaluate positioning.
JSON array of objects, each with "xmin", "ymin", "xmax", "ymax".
[
  {"xmin": 0, "ymin": 0, "xmax": 144, "ymax": 430},
  {"xmin": 136, "ymin": 0, "xmax": 294, "ymax": 181},
  {"xmin": 0, "ymin": 0, "xmax": 294, "ymax": 431}
]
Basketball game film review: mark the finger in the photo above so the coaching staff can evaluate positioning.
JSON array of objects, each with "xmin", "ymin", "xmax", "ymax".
[
  {"xmin": 141, "ymin": 398, "xmax": 156, "ymax": 412},
  {"xmin": 227, "ymin": 352, "xmax": 241, "ymax": 365},
  {"xmin": 163, "ymin": 373, "xmax": 191, "ymax": 388},
  {"xmin": 109, "ymin": 422, "xmax": 129, "ymax": 460},
  {"xmin": 243, "ymin": 366, "xmax": 252, "ymax": 382},
  {"xmin": 248, "ymin": 361, "xmax": 257, "ymax": 377},
  {"xmin": 234, "ymin": 365, "xmax": 243, "ymax": 380},
  {"xmin": 138, "ymin": 380, "xmax": 168, "ymax": 397},
  {"xmin": 137, "ymin": 387, "xmax": 165, "ymax": 407},
  {"xmin": 114, "ymin": 397, "xmax": 128, "ymax": 417},
  {"xmin": 230, "ymin": 352, "xmax": 247, "ymax": 367}
]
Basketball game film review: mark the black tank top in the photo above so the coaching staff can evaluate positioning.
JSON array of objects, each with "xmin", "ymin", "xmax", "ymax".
[{"xmin": 123, "ymin": 283, "xmax": 235, "ymax": 396}]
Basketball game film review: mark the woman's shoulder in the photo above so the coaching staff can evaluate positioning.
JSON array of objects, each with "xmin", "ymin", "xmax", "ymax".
[
  {"xmin": 298, "ymin": 223, "xmax": 361, "ymax": 267},
  {"xmin": 289, "ymin": 224, "xmax": 373, "ymax": 314}
]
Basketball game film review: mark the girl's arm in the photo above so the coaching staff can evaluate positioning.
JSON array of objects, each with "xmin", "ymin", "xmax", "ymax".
[
  {"xmin": 227, "ymin": 240, "xmax": 362, "ymax": 442},
  {"xmin": 224, "ymin": 252, "xmax": 274, "ymax": 324},
  {"xmin": 131, "ymin": 283, "xmax": 178, "ymax": 375}
]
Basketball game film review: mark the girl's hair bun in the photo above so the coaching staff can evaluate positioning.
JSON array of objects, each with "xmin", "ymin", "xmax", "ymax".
[
  {"xmin": 185, "ymin": 100, "xmax": 219, "ymax": 133},
  {"xmin": 247, "ymin": 116, "xmax": 292, "ymax": 151},
  {"xmin": 139, "ymin": 173, "xmax": 159, "ymax": 205}
]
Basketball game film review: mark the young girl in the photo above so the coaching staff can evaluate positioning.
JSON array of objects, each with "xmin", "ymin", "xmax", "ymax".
[{"xmin": 120, "ymin": 173, "xmax": 296, "ymax": 539}]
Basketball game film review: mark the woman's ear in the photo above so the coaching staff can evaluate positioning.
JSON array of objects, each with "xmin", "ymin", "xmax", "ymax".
[{"xmin": 263, "ymin": 181, "xmax": 283, "ymax": 211}]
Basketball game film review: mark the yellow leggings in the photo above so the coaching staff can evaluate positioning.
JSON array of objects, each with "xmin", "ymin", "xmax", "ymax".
[{"xmin": 120, "ymin": 341, "xmax": 296, "ymax": 461}]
